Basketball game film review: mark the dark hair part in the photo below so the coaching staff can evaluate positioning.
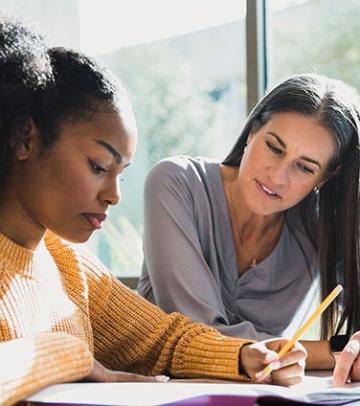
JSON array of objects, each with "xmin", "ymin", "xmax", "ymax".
[
  {"xmin": 33, "ymin": 47, "xmax": 128, "ymax": 150},
  {"xmin": 223, "ymin": 74, "xmax": 360, "ymax": 339},
  {"xmin": 0, "ymin": 15, "xmax": 52, "ymax": 185}
]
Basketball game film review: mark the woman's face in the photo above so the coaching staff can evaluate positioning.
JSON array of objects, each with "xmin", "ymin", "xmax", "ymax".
[
  {"xmin": 237, "ymin": 111, "xmax": 337, "ymax": 216},
  {"xmin": 14, "ymin": 108, "xmax": 137, "ymax": 243}
]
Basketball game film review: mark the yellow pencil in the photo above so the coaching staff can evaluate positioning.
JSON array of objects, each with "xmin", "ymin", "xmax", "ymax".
[{"xmin": 257, "ymin": 284, "xmax": 343, "ymax": 381}]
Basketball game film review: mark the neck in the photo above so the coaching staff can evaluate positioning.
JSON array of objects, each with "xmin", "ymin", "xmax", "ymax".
[
  {"xmin": 237, "ymin": 212, "xmax": 283, "ymax": 242},
  {"xmin": 0, "ymin": 189, "xmax": 45, "ymax": 251}
]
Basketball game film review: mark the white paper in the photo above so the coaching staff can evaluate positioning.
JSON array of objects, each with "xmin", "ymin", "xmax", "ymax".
[{"xmin": 26, "ymin": 372, "xmax": 360, "ymax": 405}]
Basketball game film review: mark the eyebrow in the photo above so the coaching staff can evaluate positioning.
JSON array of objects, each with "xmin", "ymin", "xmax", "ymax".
[
  {"xmin": 267, "ymin": 132, "xmax": 322, "ymax": 169},
  {"xmin": 94, "ymin": 139, "xmax": 123, "ymax": 165}
]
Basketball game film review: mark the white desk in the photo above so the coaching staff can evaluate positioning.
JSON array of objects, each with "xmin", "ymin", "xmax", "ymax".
[{"xmin": 23, "ymin": 372, "xmax": 360, "ymax": 406}]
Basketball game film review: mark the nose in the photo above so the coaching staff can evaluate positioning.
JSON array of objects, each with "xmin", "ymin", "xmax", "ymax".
[
  {"xmin": 100, "ymin": 178, "xmax": 121, "ymax": 206},
  {"xmin": 268, "ymin": 161, "xmax": 289, "ymax": 187}
]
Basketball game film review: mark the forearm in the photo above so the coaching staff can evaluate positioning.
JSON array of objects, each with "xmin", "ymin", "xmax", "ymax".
[
  {"xmin": 92, "ymin": 276, "xmax": 253, "ymax": 381},
  {"xmin": 0, "ymin": 333, "xmax": 92, "ymax": 406},
  {"xmin": 301, "ymin": 340, "xmax": 335, "ymax": 370}
]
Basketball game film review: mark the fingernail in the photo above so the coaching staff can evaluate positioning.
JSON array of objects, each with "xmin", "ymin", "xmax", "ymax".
[
  {"xmin": 255, "ymin": 369, "xmax": 269, "ymax": 381},
  {"xmin": 265, "ymin": 352, "xmax": 278, "ymax": 363},
  {"xmin": 269, "ymin": 361, "xmax": 281, "ymax": 370},
  {"xmin": 264, "ymin": 376, "xmax": 271, "ymax": 384},
  {"xmin": 271, "ymin": 361, "xmax": 281, "ymax": 369},
  {"xmin": 156, "ymin": 375, "xmax": 170, "ymax": 382}
]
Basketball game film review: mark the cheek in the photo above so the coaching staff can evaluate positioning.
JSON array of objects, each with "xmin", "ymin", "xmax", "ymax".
[
  {"xmin": 44, "ymin": 162, "xmax": 96, "ymax": 207},
  {"xmin": 286, "ymin": 180, "xmax": 317, "ymax": 205},
  {"xmin": 239, "ymin": 145, "xmax": 266, "ymax": 175}
]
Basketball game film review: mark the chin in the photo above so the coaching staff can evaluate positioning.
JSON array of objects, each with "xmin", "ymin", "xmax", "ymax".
[
  {"xmin": 71, "ymin": 236, "xmax": 91, "ymax": 244},
  {"xmin": 70, "ymin": 233, "xmax": 93, "ymax": 244},
  {"xmin": 51, "ymin": 229, "xmax": 93, "ymax": 244}
]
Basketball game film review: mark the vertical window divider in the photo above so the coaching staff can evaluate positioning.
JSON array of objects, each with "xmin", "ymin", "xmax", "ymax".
[{"xmin": 246, "ymin": 0, "xmax": 268, "ymax": 114}]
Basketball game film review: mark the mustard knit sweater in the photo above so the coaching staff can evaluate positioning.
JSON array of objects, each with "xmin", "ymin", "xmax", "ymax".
[{"xmin": 0, "ymin": 231, "xmax": 251, "ymax": 405}]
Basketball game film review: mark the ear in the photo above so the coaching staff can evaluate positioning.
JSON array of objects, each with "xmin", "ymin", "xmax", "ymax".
[{"xmin": 12, "ymin": 118, "xmax": 38, "ymax": 161}]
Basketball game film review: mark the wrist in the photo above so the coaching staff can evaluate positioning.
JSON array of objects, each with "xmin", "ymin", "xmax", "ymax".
[
  {"xmin": 301, "ymin": 340, "xmax": 335, "ymax": 369},
  {"xmin": 238, "ymin": 343, "xmax": 252, "ymax": 377}
]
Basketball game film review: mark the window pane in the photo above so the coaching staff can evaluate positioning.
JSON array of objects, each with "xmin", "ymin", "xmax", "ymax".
[
  {"xmin": 268, "ymin": 0, "xmax": 360, "ymax": 90},
  {"xmin": 0, "ymin": 0, "xmax": 247, "ymax": 278},
  {"xmin": 87, "ymin": 2, "xmax": 248, "ymax": 276}
]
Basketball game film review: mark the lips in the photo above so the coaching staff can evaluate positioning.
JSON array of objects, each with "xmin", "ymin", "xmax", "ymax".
[
  {"xmin": 83, "ymin": 213, "xmax": 107, "ymax": 229},
  {"xmin": 255, "ymin": 179, "xmax": 281, "ymax": 199}
]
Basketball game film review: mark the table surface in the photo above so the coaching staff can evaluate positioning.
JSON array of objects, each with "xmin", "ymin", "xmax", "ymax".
[{"xmin": 22, "ymin": 371, "xmax": 360, "ymax": 406}]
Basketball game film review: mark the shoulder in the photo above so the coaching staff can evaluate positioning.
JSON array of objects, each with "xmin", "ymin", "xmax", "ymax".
[{"xmin": 146, "ymin": 155, "xmax": 220, "ymax": 193}]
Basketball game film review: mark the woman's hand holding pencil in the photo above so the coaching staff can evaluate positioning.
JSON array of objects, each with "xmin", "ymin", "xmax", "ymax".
[
  {"xmin": 240, "ymin": 338, "xmax": 307, "ymax": 386},
  {"xmin": 240, "ymin": 285, "xmax": 343, "ymax": 386}
]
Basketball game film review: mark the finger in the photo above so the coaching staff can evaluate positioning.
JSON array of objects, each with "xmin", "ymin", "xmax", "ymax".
[
  {"xmin": 255, "ymin": 361, "xmax": 281, "ymax": 382},
  {"xmin": 240, "ymin": 343, "xmax": 275, "ymax": 378},
  {"xmin": 255, "ymin": 342, "xmax": 281, "ymax": 364},
  {"xmin": 277, "ymin": 348, "xmax": 307, "ymax": 368},
  {"xmin": 131, "ymin": 374, "xmax": 167, "ymax": 383},
  {"xmin": 113, "ymin": 371, "xmax": 167, "ymax": 383},
  {"xmin": 155, "ymin": 375, "xmax": 170, "ymax": 382},
  {"xmin": 264, "ymin": 350, "xmax": 279, "ymax": 364},
  {"xmin": 333, "ymin": 339, "xmax": 360, "ymax": 386},
  {"xmin": 270, "ymin": 363, "xmax": 304, "ymax": 387},
  {"xmin": 265, "ymin": 339, "xmax": 288, "ymax": 354},
  {"xmin": 272, "ymin": 374, "xmax": 303, "ymax": 387},
  {"xmin": 350, "ymin": 358, "xmax": 360, "ymax": 382},
  {"xmin": 349, "ymin": 332, "xmax": 360, "ymax": 382}
]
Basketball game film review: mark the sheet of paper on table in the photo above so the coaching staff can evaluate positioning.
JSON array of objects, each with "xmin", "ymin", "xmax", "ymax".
[{"xmin": 22, "ymin": 371, "xmax": 360, "ymax": 406}]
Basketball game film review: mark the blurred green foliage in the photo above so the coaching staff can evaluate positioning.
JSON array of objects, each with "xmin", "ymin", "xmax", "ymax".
[
  {"xmin": 96, "ymin": 0, "xmax": 360, "ymax": 276},
  {"xmin": 270, "ymin": 0, "xmax": 360, "ymax": 90}
]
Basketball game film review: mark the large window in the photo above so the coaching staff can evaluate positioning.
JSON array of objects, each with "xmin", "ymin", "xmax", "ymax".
[
  {"xmin": 4, "ymin": 0, "xmax": 359, "ymax": 282},
  {"xmin": 0, "ymin": 0, "xmax": 247, "ymax": 278},
  {"xmin": 92, "ymin": 3, "xmax": 247, "ymax": 277},
  {"xmin": 268, "ymin": 0, "xmax": 360, "ymax": 90}
]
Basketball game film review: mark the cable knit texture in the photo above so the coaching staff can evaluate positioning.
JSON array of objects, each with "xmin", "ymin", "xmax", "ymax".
[{"xmin": 0, "ymin": 231, "xmax": 251, "ymax": 405}]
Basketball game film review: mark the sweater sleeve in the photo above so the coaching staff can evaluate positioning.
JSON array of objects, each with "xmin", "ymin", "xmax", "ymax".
[
  {"xmin": 0, "ymin": 332, "xmax": 92, "ymax": 406},
  {"xmin": 138, "ymin": 158, "xmax": 272, "ymax": 340},
  {"xmin": 82, "ymin": 254, "xmax": 252, "ymax": 381}
]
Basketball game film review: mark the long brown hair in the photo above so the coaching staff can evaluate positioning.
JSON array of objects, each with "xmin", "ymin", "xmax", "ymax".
[{"xmin": 223, "ymin": 74, "xmax": 360, "ymax": 339}]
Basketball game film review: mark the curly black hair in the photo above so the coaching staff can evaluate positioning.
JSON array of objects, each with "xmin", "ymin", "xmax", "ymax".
[
  {"xmin": 33, "ymin": 47, "xmax": 128, "ymax": 149},
  {"xmin": 0, "ymin": 15, "xmax": 52, "ymax": 183},
  {"xmin": 0, "ymin": 16, "xmax": 129, "ymax": 185}
]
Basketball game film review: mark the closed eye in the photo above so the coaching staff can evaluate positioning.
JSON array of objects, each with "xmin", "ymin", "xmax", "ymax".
[
  {"xmin": 266, "ymin": 141, "xmax": 283, "ymax": 155},
  {"xmin": 297, "ymin": 162, "xmax": 315, "ymax": 174},
  {"xmin": 88, "ymin": 159, "xmax": 107, "ymax": 174}
]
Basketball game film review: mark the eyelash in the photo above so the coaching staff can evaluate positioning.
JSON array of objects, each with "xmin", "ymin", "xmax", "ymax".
[
  {"xmin": 266, "ymin": 141, "xmax": 282, "ymax": 155},
  {"xmin": 89, "ymin": 159, "xmax": 107, "ymax": 174},
  {"xmin": 89, "ymin": 159, "xmax": 126, "ymax": 182},
  {"xmin": 296, "ymin": 163, "xmax": 314, "ymax": 174},
  {"xmin": 266, "ymin": 141, "xmax": 315, "ymax": 175}
]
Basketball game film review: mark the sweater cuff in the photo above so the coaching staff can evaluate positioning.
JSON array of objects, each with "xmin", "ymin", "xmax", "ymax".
[{"xmin": 171, "ymin": 329, "xmax": 254, "ymax": 381}]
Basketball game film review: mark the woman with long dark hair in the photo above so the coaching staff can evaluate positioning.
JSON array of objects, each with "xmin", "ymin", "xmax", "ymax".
[{"xmin": 138, "ymin": 73, "xmax": 360, "ymax": 381}]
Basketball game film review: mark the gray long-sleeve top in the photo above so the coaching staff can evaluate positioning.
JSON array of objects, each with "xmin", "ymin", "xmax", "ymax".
[{"xmin": 138, "ymin": 156, "xmax": 320, "ymax": 340}]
